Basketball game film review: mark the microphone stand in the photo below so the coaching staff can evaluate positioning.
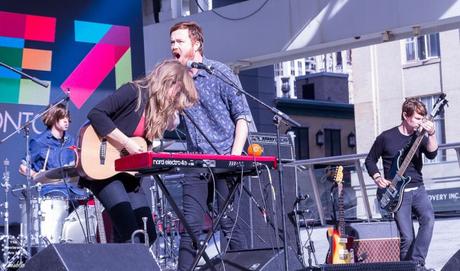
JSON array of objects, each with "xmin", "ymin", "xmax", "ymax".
[
  {"xmin": 0, "ymin": 62, "xmax": 69, "ymax": 255},
  {"xmin": 210, "ymin": 67, "xmax": 300, "ymax": 271},
  {"xmin": 0, "ymin": 61, "xmax": 49, "ymax": 88}
]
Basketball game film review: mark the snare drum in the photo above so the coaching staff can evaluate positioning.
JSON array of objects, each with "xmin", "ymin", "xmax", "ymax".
[{"xmin": 20, "ymin": 196, "xmax": 68, "ymax": 245}]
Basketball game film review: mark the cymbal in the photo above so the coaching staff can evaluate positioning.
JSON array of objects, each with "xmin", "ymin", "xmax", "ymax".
[{"xmin": 34, "ymin": 166, "xmax": 80, "ymax": 184}]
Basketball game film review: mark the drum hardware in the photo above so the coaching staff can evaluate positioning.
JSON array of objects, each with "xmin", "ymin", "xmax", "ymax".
[
  {"xmin": 149, "ymin": 180, "xmax": 179, "ymax": 270},
  {"xmin": 0, "ymin": 74, "xmax": 70, "ymax": 256},
  {"xmin": 61, "ymin": 203, "xmax": 97, "ymax": 244},
  {"xmin": 131, "ymin": 217, "xmax": 149, "ymax": 247}
]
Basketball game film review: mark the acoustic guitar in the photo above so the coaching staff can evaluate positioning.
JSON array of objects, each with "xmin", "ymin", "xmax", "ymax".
[{"xmin": 77, "ymin": 124, "xmax": 147, "ymax": 180}]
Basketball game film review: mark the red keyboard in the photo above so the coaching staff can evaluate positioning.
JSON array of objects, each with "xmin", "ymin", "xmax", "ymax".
[{"xmin": 115, "ymin": 152, "xmax": 277, "ymax": 175}]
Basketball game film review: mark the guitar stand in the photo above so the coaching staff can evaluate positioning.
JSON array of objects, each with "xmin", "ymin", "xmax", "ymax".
[
  {"xmin": 303, "ymin": 220, "xmax": 319, "ymax": 270},
  {"xmin": 152, "ymin": 175, "xmax": 217, "ymax": 271}
]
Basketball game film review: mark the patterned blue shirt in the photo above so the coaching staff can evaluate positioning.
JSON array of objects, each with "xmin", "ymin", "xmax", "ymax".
[
  {"xmin": 184, "ymin": 57, "xmax": 252, "ymax": 154},
  {"xmin": 29, "ymin": 129, "xmax": 76, "ymax": 172}
]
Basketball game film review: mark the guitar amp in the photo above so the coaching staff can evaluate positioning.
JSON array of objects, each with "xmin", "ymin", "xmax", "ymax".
[
  {"xmin": 248, "ymin": 132, "xmax": 295, "ymax": 161},
  {"xmin": 347, "ymin": 221, "xmax": 400, "ymax": 263}
]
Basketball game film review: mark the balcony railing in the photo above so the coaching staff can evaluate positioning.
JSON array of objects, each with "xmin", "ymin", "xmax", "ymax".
[{"xmin": 284, "ymin": 142, "xmax": 460, "ymax": 226}]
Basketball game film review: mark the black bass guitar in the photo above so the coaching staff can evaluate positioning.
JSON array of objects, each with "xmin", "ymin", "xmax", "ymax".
[{"xmin": 377, "ymin": 94, "xmax": 448, "ymax": 213}]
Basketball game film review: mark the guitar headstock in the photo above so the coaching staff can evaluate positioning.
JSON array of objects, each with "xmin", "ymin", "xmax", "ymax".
[
  {"xmin": 430, "ymin": 93, "xmax": 448, "ymax": 119},
  {"xmin": 334, "ymin": 165, "xmax": 344, "ymax": 184}
]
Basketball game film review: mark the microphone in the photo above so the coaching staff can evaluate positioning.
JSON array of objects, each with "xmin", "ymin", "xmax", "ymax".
[{"xmin": 186, "ymin": 61, "xmax": 213, "ymax": 74}]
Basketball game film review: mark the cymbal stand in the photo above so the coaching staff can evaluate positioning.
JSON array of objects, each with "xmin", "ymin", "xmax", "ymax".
[
  {"xmin": 149, "ymin": 178, "xmax": 179, "ymax": 270},
  {"xmin": 0, "ymin": 159, "xmax": 30, "ymax": 270},
  {"xmin": 0, "ymin": 159, "xmax": 11, "ymax": 270}
]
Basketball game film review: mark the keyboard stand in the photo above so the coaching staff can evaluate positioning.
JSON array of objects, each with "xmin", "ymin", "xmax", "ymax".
[
  {"xmin": 153, "ymin": 175, "xmax": 217, "ymax": 271},
  {"xmin": 189, "ymin": 176, "xmax": 242, "ymax": 270}
]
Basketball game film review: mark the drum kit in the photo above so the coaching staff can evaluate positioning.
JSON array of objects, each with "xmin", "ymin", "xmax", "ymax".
[{"xmin": 0, "ymin": 159, "xmax": 96, "ymax": 270}]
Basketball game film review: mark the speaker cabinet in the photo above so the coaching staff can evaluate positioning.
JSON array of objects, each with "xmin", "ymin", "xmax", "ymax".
[
  {"xmin": 441, "ymin": 249, "xmax": 460, "ymax": 271},
  {"xmin": 320, "ymin": 261, "xmax": 416, "ymax": 271},
  {"xmin": 347, "ymin": 221, "xmax": 400, "ymax": 263},
  {"xmin": 201, "ymin": 247, "xmax": 303, "ymax": 271},
  {"xmin": 19, "ymin": 244, "xmax": 159, "ymax": 271}
]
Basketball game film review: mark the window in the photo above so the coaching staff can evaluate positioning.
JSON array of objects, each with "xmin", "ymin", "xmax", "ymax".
[
  {"xmin": 301, "ymin": 83, "xmax": 315, "ymax": 100},
  {"xmin": 419, "ymin": 95, "xmax": 446, "ymax": 163},
  {"xmin": 336, "ymin": 52, "xmax": 343, "ymax": 72},
  {"xmin": 405, "ymin": 33, "xmax": 440, "ymax": 62},
  {"xmin": 291, "ymin": 127, "xmax": 310, "ymax": 160},
  {"xmin": 297, "ymin": 60, "xmax": 303, "ymax": 75},
  {"xmin": 290, "ymin": 61, "xmax": 295, "ymax": 75},
  {"xmin": 305, "ymin": 57, "xmax": 316, "ymax": 74},
  {"xmin": 325, "ymin": 129, "xmax": 341, "ymax": 157},
  {"xmin": 274, "ymin": 63, "xmax": 283, "ymax": 77}
]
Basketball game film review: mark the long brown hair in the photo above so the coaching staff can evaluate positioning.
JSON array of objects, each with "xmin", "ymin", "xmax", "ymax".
[{"xmin": 133, "ymin": 59, "xmax": 198, "ymax": 140}]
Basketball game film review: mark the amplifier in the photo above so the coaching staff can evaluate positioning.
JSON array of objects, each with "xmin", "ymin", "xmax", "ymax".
[
  {"xmin": 347, "ymin": 221, "xmax": 400, "ymax": 263},
  {"xmin": 320, "ymin": 261, "xmax": 416, "ymax": 271},
  {"xmin": 248, "ymin": 132, "xmax": 294, "ymax": 161}
]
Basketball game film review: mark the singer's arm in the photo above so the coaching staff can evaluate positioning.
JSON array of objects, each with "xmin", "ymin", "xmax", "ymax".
[{"xmin": 231, "ymin": 118, "xmax": 249, "ymax": 155}]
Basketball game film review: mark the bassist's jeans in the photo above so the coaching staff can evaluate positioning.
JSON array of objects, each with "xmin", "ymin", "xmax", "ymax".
[{"xmin": 394, "ymin": 185, "xmax": 434, "ymax": 265}]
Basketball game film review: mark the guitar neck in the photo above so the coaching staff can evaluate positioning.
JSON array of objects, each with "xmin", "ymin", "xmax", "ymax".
[
  {"xmin": 396, "ymin": 133, "xmax": 424, "ymax": 177},
  {"xmin": 337, "ymin": 183, "xmax": 346, "ymax": 237}
]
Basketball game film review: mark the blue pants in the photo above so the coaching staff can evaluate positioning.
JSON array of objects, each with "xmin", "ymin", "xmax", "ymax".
[
  {"xmin": 394, "ymin": 185, "xmax": 435, "ymax": 265},
  {"xmin": 178, "ymin": 174, "xmax": 247, "ymax": 271}
]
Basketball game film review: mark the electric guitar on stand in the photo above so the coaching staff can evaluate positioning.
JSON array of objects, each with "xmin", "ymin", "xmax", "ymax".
[
  {"xmin": 326, "ymin": 166, "xmax": 354, "ymax": 264},
  {"xmin": 377, "ymin": 94, "xmax": 448, "ymax": 213}
]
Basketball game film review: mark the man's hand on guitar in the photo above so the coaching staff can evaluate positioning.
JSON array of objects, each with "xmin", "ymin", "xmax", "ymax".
[
  {"xmin": 373, "ymin": 174, "xmax": 391, "ymax": 188},
  {"xmin": 419, "ymin": 119, "xmax": 436, "ymax": 136}
]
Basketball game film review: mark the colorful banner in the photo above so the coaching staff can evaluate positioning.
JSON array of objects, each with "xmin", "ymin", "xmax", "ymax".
[{"xmin": 0, "ymin": 0, "xmax": 145, "ymax": 223}]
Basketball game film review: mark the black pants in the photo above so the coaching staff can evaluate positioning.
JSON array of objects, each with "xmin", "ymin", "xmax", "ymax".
[
  {"xmin": 178, "ymin": 174, "xmax": 247, "ymax": 271},
  {"xmin": 81, "ymin": 175, "xmax": 156, "ymax": 244}
]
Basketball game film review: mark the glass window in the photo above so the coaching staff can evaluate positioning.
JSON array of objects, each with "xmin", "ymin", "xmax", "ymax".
[
  {"xmin": 325, "ymin": 129, "xmax": 341, "ymax": 157},
  {"xmin": 292, "ymin": 127, "xmax": 310, "ymax": 160},
  {"xmin": 405, "ymin": 33, "xmax": 440, "ymax": 62}
]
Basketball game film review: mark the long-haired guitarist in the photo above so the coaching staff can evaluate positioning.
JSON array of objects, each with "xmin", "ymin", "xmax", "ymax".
[
  {"xmin": 80, "ymin": 59, "xmax": 198, "ymax": 245},
  {"xmin": 365, "ymin": 98, "xmax": 438, "ymax": 271}
]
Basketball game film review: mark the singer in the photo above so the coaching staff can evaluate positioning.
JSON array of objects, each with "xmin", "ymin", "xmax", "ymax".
[
  {"xmin": 80, "ymin": 60, "xmax": 198, "ymax": 245},
  {"xmin": 170, "ymin": 21, "xmax": 252, "ymax": 270}
]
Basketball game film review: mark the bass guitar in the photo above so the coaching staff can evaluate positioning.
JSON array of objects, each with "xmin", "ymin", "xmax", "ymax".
[
  {"xmin": 377, "ymin": 94, "xmax": 448, "ymax": 212},
  {"xmin": 77, "ymin": 124, "xmax": 147, "ymax": 180},
  {"xmin": 326, "ymin": 166, "xmax": 354, "ymax": 264}
]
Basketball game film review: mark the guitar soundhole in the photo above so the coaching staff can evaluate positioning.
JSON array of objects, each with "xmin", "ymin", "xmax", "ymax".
[{"xmin": 120, "ymin": 149, "xmax": 129, "ymax": 157}]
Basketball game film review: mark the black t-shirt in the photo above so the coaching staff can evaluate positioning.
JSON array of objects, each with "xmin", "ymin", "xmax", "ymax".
[{"xmin": 365, "ymin": 126, "xmax": 437, "ymax": 188}]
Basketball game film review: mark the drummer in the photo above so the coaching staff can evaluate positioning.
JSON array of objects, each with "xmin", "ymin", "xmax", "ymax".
[{"xmin": 18, "ymin": 104, "xmax": 87, "ymax": 209}]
